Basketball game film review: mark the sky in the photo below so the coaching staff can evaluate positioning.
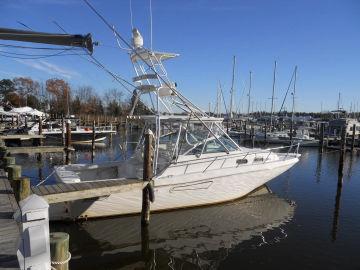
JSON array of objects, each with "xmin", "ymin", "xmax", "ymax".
[{"xmin": 0, "ymin": 0, "xmax": 359, "ymax": 113}]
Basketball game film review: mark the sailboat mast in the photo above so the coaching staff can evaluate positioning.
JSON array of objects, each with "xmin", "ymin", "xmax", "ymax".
[
  {"xmin": 290, "ymin": 66, "xmax": 297, "ymax": 141},
  {"xmin": 270, "ymin": 61, "xmax": 277, "ymax": 130},
  {"xmin": 247, "ymin": 71, "xmax": 252, "ymax": 115},
  {"xmin": 229, "ymin": 56, "xmax": 236, "ymax": 121}
]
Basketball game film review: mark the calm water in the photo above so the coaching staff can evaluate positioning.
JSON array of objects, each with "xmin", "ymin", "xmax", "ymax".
[{"xmin": 14, "ymin": 135, "xmax": 360, "ymax": 269}]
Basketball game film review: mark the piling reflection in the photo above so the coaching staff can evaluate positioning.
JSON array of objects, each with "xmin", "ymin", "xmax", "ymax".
[
  {"xmin": 53, "ymin": 189, "xmax": 295, "ymax": 270},
  {"xmin": 331, "ymin": 153, "xmax": 345, "ymax": 242}
]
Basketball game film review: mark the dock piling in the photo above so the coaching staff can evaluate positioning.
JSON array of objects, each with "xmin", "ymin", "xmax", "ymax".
[
  {"xmin": 65, "ymin": 120, "xmax": 72, "ymax": 165},
  {"xmin": 141, "ymin": 129, "xmax": 153, "ymax": 226},
  {"xmin": 7, "ymin": 164, "xmax": 21, "ymax": 188},
  {"xmin": 91, "ymin": 120, "xmax": 96, "ymax": 162},
  {"xmin": 319, "ymin": 122, "xmax": 325, "ymax": 151},
  {"xmin": 351, "ymin": 124, "xmax": 356, "ymax": 151},
  {"xmin": 50, "ymin": 232, "xmax": 70, "ymax": 270},
  {"xmin": 2, "ymin": 156, "xmax": 15, "ymax": 169},
  {"xmin": 13, "ymin": 176, "xmax": 31, "ymax": 202}
]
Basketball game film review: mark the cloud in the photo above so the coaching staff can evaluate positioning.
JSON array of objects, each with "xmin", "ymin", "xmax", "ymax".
[{"xmin": 15, "ymin": 59, "xmax": 79, "ymax": 79}]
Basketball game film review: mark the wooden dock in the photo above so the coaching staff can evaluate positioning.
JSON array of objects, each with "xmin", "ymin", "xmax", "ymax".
[
  {"xmin": 0, "ymin": 135, "xmax": 45, "ymax": 140},
  {"xmin": 6, "ymin": 146, "xmax": 66, "ymax": 155},
  {"xmin": 0, "ymin": 170, "xmax": 20, "ymax": 270},
  {"xmin": 31, "ymin": 179, "xmax": 147, "ymax": 204}
]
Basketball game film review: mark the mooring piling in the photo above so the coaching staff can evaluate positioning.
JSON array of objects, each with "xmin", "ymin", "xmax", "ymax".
[
  {"xmin": 65, "ymin": 120, "xmax": 72, "ymax": 165},
  {"xmin": 351, "ymin": 124, "xmax": 356, "ymax": 151},
  {"xmin": 141, "ymin": 129, "xmax": 153, "ymax": 226},
  {"xmin": 50, "ymin": 232, "xmax": 70, "ymax": 270}
]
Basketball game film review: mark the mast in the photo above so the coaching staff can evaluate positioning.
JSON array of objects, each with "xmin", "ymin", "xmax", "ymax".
[
  {"xmin": 270, "ymin": 61, "xmax": 277, "ymax": 130},
  {"xmin": 290, "ymin": 66, "xmax": 297, "ymax": 142},
  {"xmin": 229, "ymin": 56, "xmax": 236, "ymax": 121},
  {"xmin": 247, "ymin": 71, "xmax": 252, "ymax": 115},
  {"xmin": 337, "ymin": 92, "xmax": 341, "ymax": 111}
]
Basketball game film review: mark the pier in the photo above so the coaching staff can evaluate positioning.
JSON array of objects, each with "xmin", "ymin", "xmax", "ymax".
[{"xmin": 0, "ymin": 170, "xmax": 20, "ymax": 270}]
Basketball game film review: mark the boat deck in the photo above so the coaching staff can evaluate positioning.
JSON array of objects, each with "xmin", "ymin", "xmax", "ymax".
[
  {"xmin": 31, "ymin": 179, "xmax": 147, "ymax": 204},
  {"xmin": 0, "ymin": 170, "xmax": 20, "ymax": 270}
]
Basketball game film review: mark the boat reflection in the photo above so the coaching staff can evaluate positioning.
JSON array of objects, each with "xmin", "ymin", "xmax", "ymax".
[{"xmin": 53, "ymin": 188, "xmax": 295, "ymax": 270}]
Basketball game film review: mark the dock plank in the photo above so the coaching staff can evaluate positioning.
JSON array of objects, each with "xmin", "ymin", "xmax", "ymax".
[
  {"xmin": 31, "ymin": 179, "xmax": 146, "ymax": 204},
  {"xmin": 0, "ymin": 170, "xmax": 20, "ymax": 270}
]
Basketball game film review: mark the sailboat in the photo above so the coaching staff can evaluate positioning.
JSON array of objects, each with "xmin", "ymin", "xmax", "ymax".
[{"xmin": 51, "ymin": 28, "xmax": 300, "ymax": 220}]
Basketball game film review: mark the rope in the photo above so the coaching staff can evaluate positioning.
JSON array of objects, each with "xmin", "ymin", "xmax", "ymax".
[
  {"xmin": 36, "ymin": 170, "xmax": 55, "ymax": 186},
  {"xmin": 51, "ymin": 251, "xmax": 71, "ymax": 267}
]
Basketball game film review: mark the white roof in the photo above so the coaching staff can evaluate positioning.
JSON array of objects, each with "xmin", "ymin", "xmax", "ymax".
[{"xmin": 10, "ymin": 106, "xmax": 45, "ymax": 117}]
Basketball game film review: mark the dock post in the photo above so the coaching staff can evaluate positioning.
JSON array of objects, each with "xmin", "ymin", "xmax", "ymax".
[
  {"xmin": 13, "ymin": 176, "xmax": 31, "ymax": 202},
  {"xmin": 251, "ymin": 126, "xmax": 255, "ymax": 148},
  {"xmin": 2, "ymin": 156, "xmax": 15, "ymax": 169},
  {"xmin": 65, "ymin": 120, "xmax": 72, "ymax": 165},
  {"xmin": 61, "ymin": 117, "xmax": 65, "ymax": 146},
  {"xmin": 264, "ymin": 123, "xmax": 267, "ymax": 143},
  {"xmin": 39, "ymin": 116, "xmax": 43, "ymax": 146},
  {"xmin": 351, "ymin": 124, "xmax": 356, "ymax": 152},
  {"xmin": 7, "ymin": 164, "xmax": 21, "ymax": 188},
  {"xmin": 50, "ymin": 232, "xmax": 70, "ymax": 270},
  {"xmin": 91, "ymin": 120, "xmax": 96, "ymax": 162},
  {"xmin": 319, "ymin": 122, "xmax": 325, "ymax": 152},
  {"xmin": 141, "ymin": 129, "xmax": 153, "ymax": 226}
]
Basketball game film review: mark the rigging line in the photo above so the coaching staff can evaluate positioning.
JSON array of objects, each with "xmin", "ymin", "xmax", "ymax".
[
  {"xmin": 278, "ymin": 68, "xmax": 295, "ymax": 114},
  {"xmin": 0, "ymin": 43, "xmax": 78, "ymax": 50},
  {"xmin": 0, "ymin": 52, "xmax": 87, "ymax": 60},
  {"xmin": 219, "ymin": 81, "xmax": 229, "ymax": 116},
  {"xmin": 83, "ymin": 0, "xmax": 208, "ymax": 116},
  {"xmin": 16, "ymin": 21, "xmax": 33, "ymax": 31},
  {"xmin": 52, "ymin": 20, "xmax": 137, "ymax": 98},
  {"xmin": 0, "ymin": 48, "xmax": 75, "ymax": 57}
]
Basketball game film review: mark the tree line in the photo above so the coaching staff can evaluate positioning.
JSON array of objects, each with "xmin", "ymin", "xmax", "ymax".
[{"xmin": 0, "ymin": 77, "xmax": 149, "ymax": 116}]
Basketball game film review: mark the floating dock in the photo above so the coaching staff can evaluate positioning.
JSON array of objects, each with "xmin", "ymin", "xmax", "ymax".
[{"xmin": 0, "ymin": 170, "xmax": 20, "ymax": 270}]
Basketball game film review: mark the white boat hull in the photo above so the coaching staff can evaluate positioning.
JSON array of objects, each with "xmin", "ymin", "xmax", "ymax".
[{"xmin": 49, "ymin": 155, "xmax": 298, "ymax": 220}]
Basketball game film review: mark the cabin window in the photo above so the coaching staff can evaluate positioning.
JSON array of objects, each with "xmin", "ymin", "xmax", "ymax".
[
  {"xmin": 236, "ymin": 159, "xmax": 248, "ymax": 165},
  {"xmin": 254, "ymin": 157, "xmax": 264, "ymax": 162}
]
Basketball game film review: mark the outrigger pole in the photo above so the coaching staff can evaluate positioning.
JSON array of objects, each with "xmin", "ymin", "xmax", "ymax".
[{"xmin": 0, "ymin": 27, "xmax": 94, "ymax": 54}]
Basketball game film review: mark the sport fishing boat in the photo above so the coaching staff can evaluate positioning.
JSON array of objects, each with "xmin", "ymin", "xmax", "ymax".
[
  {"xmin": 51, "ymin": 28, "xmax": 300, "ymax": 220},
  {"xmin": 29, "ymin": 119, "xmax": 116, "ymax": 143}
]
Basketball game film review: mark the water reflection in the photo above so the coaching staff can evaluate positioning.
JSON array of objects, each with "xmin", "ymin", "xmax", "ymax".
[
  {"xmin": 331, "ymin": 153, "xmax": 345, "ymax": 242},
  {"xmin": 53, "ymin": 190, "xmax": 295, "ymax": 270}
]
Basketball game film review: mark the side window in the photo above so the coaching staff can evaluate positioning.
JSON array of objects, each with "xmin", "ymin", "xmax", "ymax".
[
  {"xmin": 254, "ymin": 157, "xmax": 264, "ymax": 162},
  {"xmin": 236, "ymin": 159, "xmax": 248, "ymax": 165}
]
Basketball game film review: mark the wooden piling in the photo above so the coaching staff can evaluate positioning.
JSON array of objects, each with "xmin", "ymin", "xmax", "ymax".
[
  {"xmin": 65, "ymin": 120, "xmax": 71, "ymax": 165},
  {"xmin": 2, "ymin": 156, "xmax": 15, "ymax": 169},
  {"xmin": 13, "ymin": 177, "xmax": 31, "ymax": 202},
  {"xmin": 141, "ymin": 130, "xmax": 153, "ymax": 226},
  {"xmin": 319, "ymin": 122, "xmax": 325, "ymax": 151},
  {"xmin": 91, "ymin": 120, "xmax": 96, "ymax": 162},
  {"xmin": 38, "ymin": 116, "xmax": 43, "ymax": 146},
  {"xmin": 7, "ymin": 165, "xmax": 21, "ymax": 189},
  {"xmin": 264, "ymin": 123, "xmax": 267, "ymax": 142},
  {"xmin": 61, "ymin": 117, "xmax": 65, "ymax": 147},
  {"xmin": 50, "ymin": 232, "xmax": 70, "ymax": 270},
  {"xmin": 251, "ymin": 126, "xmax": 255, "ymax": 148},
  {"xmin": 351, "ymin": 124, "xmax": 356, "ymax": 151}
]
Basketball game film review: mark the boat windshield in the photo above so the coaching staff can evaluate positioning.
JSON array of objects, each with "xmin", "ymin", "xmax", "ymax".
[{"xmin": 185, "ymin": 136, "xmax": 238, "ymax": 155}]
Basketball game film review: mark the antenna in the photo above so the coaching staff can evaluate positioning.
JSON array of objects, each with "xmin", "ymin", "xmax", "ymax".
[
  {"xmin": 229, "ymin": 56, "xmax": 236, "ymax": 121},
  {"xmin": 129, "ymin": 0, "xmax": 134, "ymax": 30},
  {"xmin": 149, "ymin": 0, "xmax": 153, "ymax": 50},
  {"xmin": 270, "ymin": 60, "xmax": 277, "ymax": 130}
]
